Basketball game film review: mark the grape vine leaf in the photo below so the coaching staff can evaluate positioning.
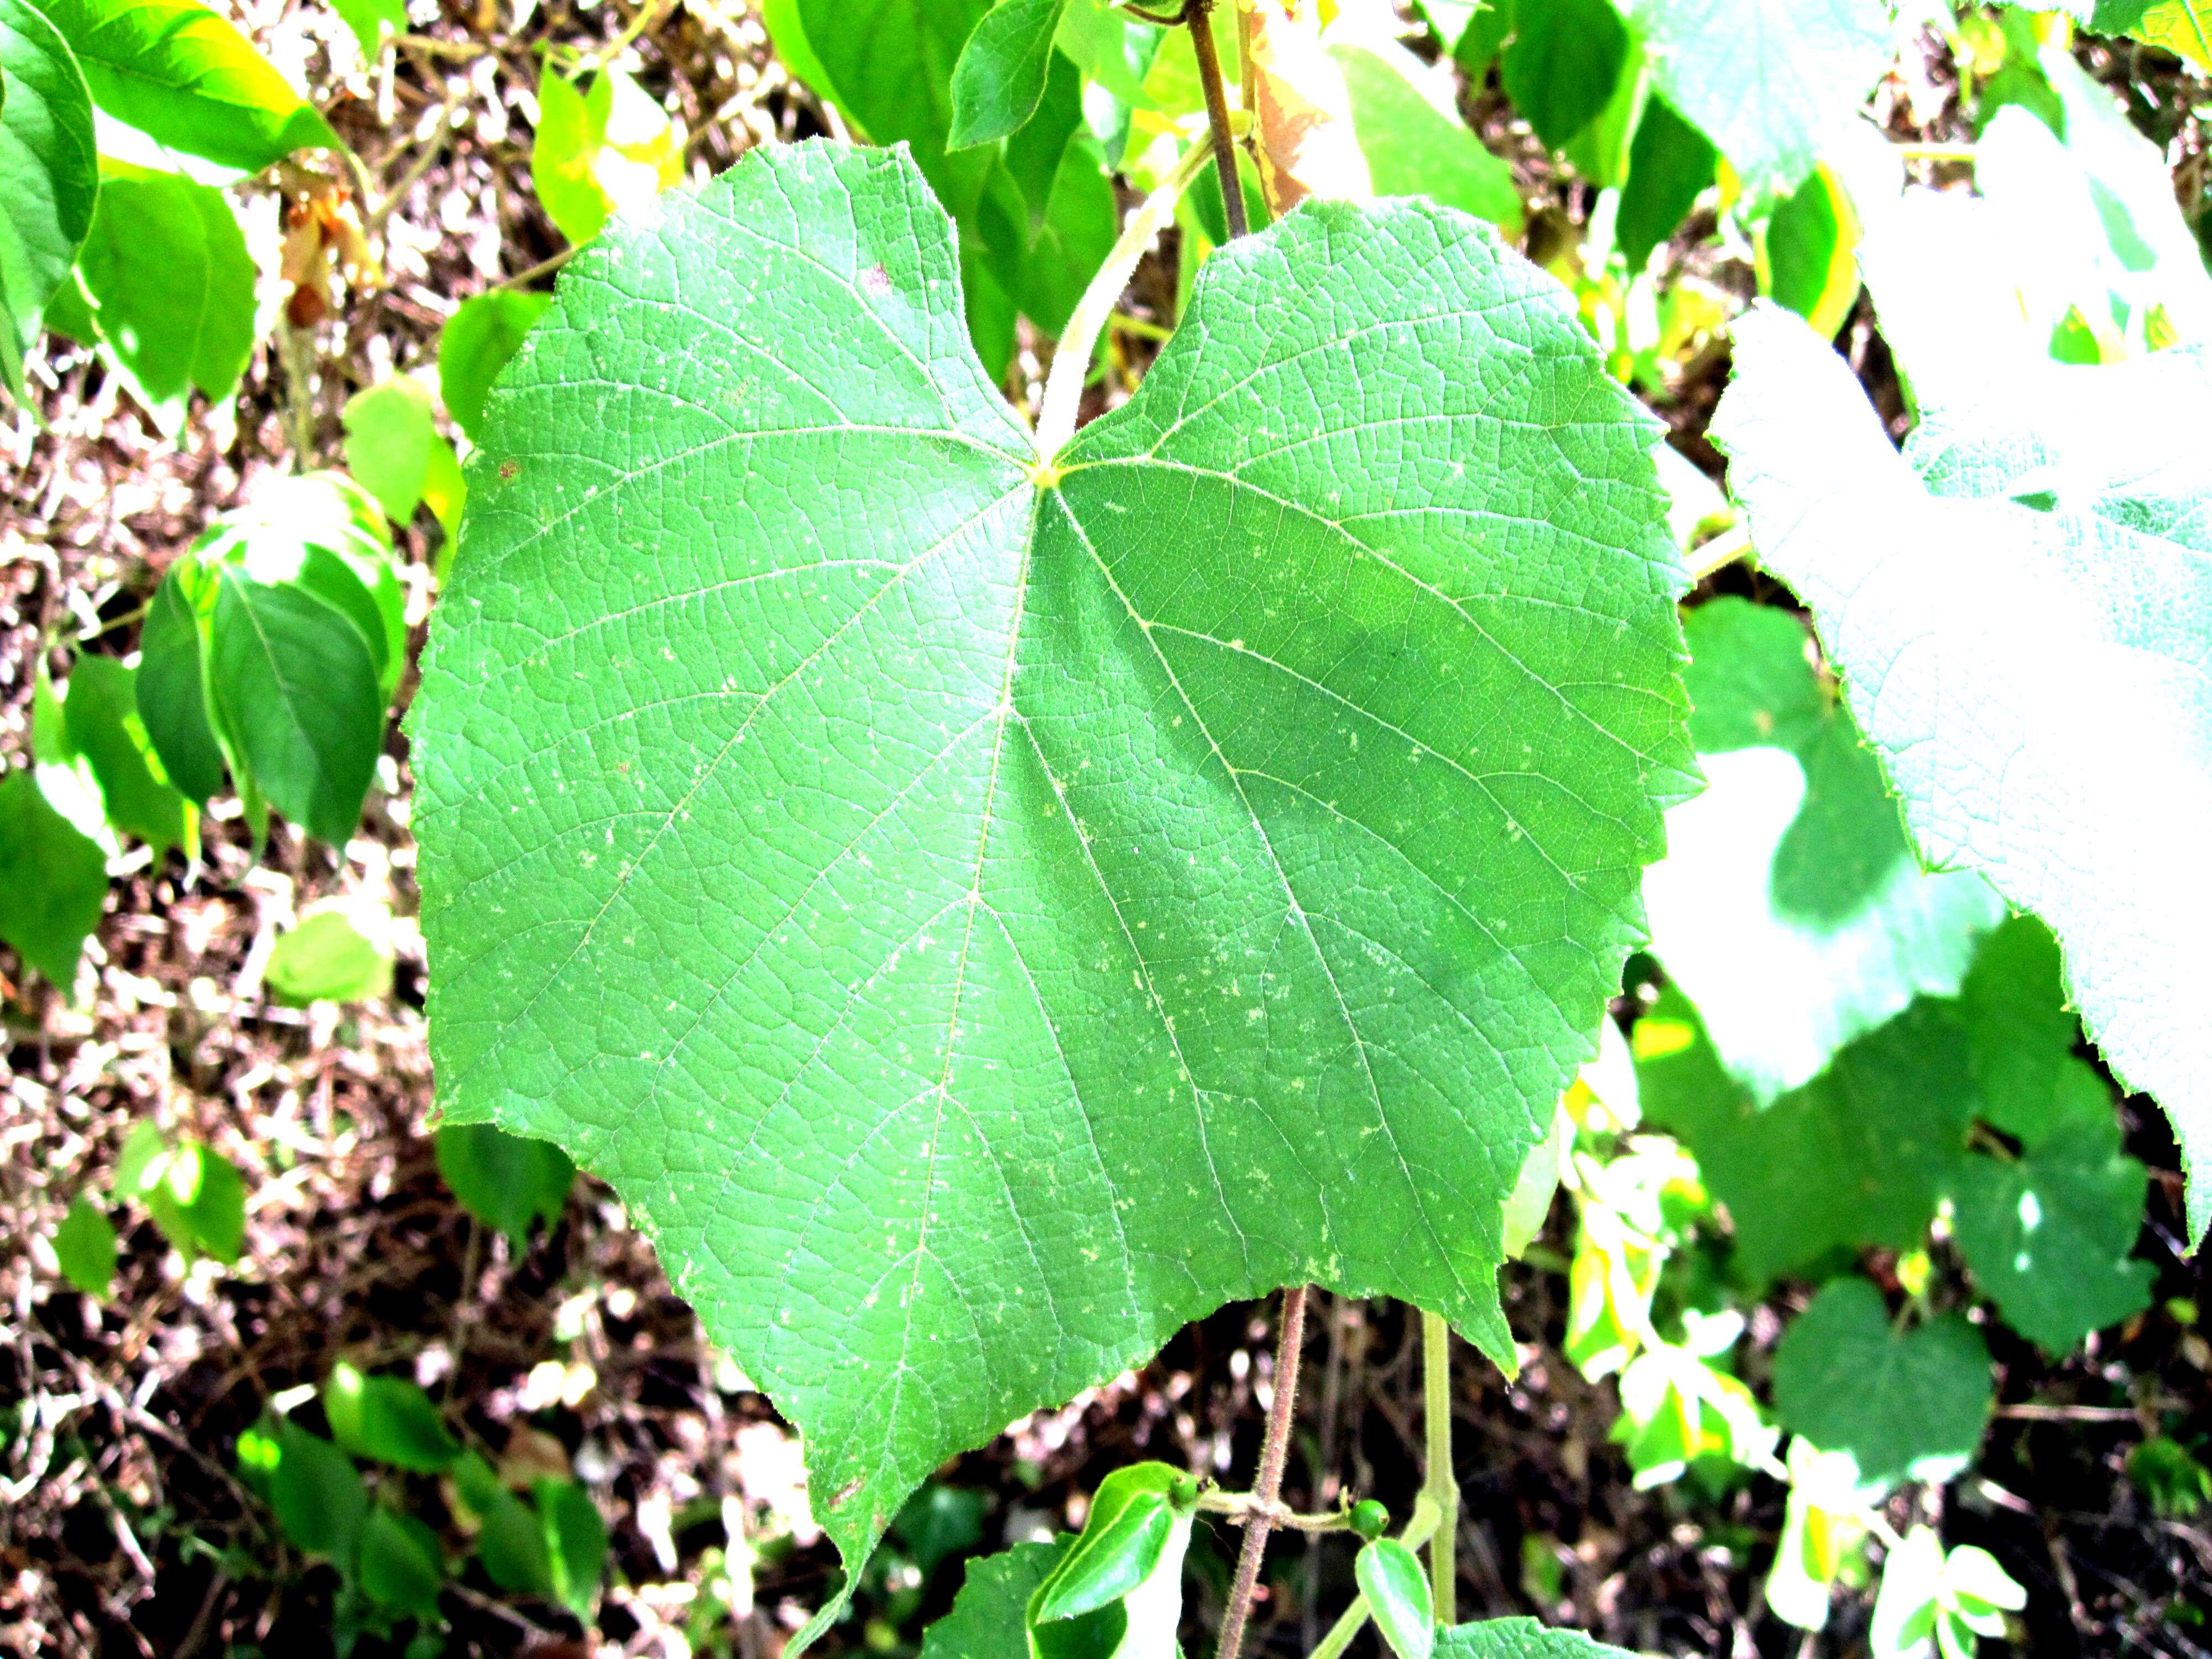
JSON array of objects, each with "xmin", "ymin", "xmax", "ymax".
[
  {"xmin": 0, "ymin": 0, "xmax": 98, "ymax": 402},
  {"xmin": 1620, "ymin": 0, "xmax": 1890, "ymax": 202},
  {"xmin": 1771, "ymin": 1276, "xmax": 1992, "ymax": 1495},
  {"xmin": 36, "ymin": 0, "xmax": 337, "ymax": 172},
  {"xmin": 411, "ymin": 139, "xmax": 1694, "ymax": 1631},
  {"xmin": 1953, "ymin": 1114, "xmax": 2154, "ymax": 1353},
  {"xmin": 1713, "ymin": 304, "xmax": 2212, "ymax": 1243},
  {"xmin": 1636, "ymin": 990, "xmax": 1974, "ymax": 1282},
  {"xmin": 1641, "ymin": 598, "xmax": 2002, "ymax": 1100}
]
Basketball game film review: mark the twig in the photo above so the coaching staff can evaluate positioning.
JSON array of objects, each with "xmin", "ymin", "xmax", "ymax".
[
  {"xmin": 1186, "ymin": 0, "xmax": 1248, "ymax": 239},
  {"xmin": 1424, "ymin": 1311, "xmax": 1458, "ymax": 1624},
  {"xmin": 1215, "ymin": 1284, "xmax": 1308, "ymax": 1659},
  {"xmin": 1196, "ymin": 1490, "xmax": 1350, "ymax": 1532},
  {"xmin": 491, "ymin": 244, "xmax": 581, "ymax": 292},
  {"xmin": 366, "ymin": 89, "xmax": 465, "ymax": 237}
]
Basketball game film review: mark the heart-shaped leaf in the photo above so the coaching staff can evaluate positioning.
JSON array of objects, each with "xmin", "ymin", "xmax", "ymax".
[{"xmin": 411, "ymin": 139, "xmax": 1693, "ymax": 1615}]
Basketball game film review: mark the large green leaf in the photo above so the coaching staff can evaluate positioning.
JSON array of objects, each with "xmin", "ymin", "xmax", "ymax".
[
  {"xmin": 413, "ymin": 140, "xmax": 1693, "ymax": 1618},
  {"xmin": 1615, "ymin": 92, "xmax": 1715, "ymax": 275},
  {"xmin": 1771, "ymin": 1276, "xmax": 1992, "ymax": 1495},
  {"xmin": 1713, "ymin": 304, "xmax": 2212, "ymax": 1241},
  {"xmin": 0, "ymin": 0, "xmax": 97, "ymax": 400},
  {"xmin": 1620, "ymin": 0, "xmax": 1890, "ymax": 202},
  {"xmin": 36, "ymin": 0, "xmax": 336, "ymax": 171},
  {"xmin": 54, "ymin": 161, "xmax": 254, "ymax": 434},
  {"xmin": 1642, "ymin": 598, "xmax": 2002, "ymax": 1099},
  {"xmin": 0, "ymin": 765, "xmax": 106, "ymax": 986}
]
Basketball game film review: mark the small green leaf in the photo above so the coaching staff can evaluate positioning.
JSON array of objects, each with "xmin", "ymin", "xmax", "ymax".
[
  {"xmin": 0, "ymin": 0, "xmax": 98, "ymax": 401},
  {"xmin": 1953, "ymin": 1124, "xmax": 2154, "ymax": 1353},
  {"xmin": 1771, "ymin": 1277, "xmax": 1992, "ymax": 1495},
  {"xmin": 1031, "ymin": 1463, "xmax": 1180, "ymax": 1624},
  {"xmin": 359, "ymin": 1506, "xmax": 445, "ymax": 1618},
  {"xmin": 2127, "ymin": 1436, "xmax": 2212, "ymax": 1519},
  {"xmin": 1617, "ymin": 93, "xmax": 1715, "ymax": 275},
  {"xmin": 1357, "ymin": 1537, "xmax": 1435, "ymax": 1659},
  {"xmin": 59, "ymin": 162, "xmax": 255, "ymax": 435},
  {"xmin": 0, "ymin": 765, "xmax": 107, "ymax": 988},
  {"xmin": 1955, "ymin": 916, "xmax": 2110, "ymax": 1150},
  {"xmin": 533, "ymin": 69, "xmax": 611, "ymax": 244},
  {"xmin": 205, "ymin": 542, "xmax": 386, "ymax": 845},
  {"xmin": 949, "ymin": 0, "xmax": 1067, "ymax": 150},
  {"xmin": 1871, "ymin": 1526, "xmax": 1945, "ymax": 1659},
  {"xmin": 531, "ymin": 65, "xmax": 681, "ymax": 247},
  {"xmin": 1637, "ymin": 992, "xmax": 1975, "ymax": 1282},
  {"xmin": 325, "ymin": 1361, "xmax": 461, "ymax": 1473},
  {"xmin": 1499, "ymin": 0, "xmax": 1629, "ymax": 151},
  {"xmin": 1757, "ymin": 161, "xmax": 1860, "ymax": 338},
  {"xmin": 36, "ymin": 0, "xmax": 337, "ymax": 171},
  {"xmin": 265, "ymin": 1418, "xmax": 368, "ymax": 1563},
  {"xmin": 328, "ymin": 0, "xmax": 404, "ymax": 59},
  {"xmin": 455, "ymin": 1452, "xmax": 555, "ymax": 1594},
  {"xmin": 129, "ymin": 1138, "xmax": 245, "ymax": 1262},
  {"xmin": 1765, "ymin": 1438, "xmax": 1866, "ymax": 1632},
  {"xmin": 1333, "ymin": 36, "xmax": 1522, "ymax": 235},
  {"xmin": 438, "ymin": 289, "xmax": 551, "ymax": 442},
  {"xmin": 891, "ymin": 1483, "xmax": 989, "ymax": 1577},
  {"xmin": 137, "ymin": 563, "xmax": 225, "ymax": 804},
  {"xmin": 265, "ymin": 904, "xmax": 395, "ymax": 1006},
  {"xmin": 1434, "ymin": 1616, "xmax": 1642, "ymax": 1658},
  {"xmin": 344, "ymin": 376, "xmax": 463, "ymax": 530},
  {"xmin": 59, "ymin": 655, "xmax": 192, "ymax": 857},
  {"xmin": 432, "ymin": 1122, "xmax": 575, "ymax": 1244},
  {"xmin": 535, "ymin": 1476, "xmax": 608, "ymax": 1616},
  {"xmin": 53, "ymin": 1193, "xmax": 117, "ymax": 1298}
]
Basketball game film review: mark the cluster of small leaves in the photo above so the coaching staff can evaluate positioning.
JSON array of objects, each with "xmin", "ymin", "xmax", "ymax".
[{"xmin": 234, "ymin": 1361, "xmax": 608, "ymax": 1649}]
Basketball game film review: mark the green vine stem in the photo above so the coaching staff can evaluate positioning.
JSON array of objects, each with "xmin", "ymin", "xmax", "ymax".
[
  {"xmin": 1424, "ymin": 1310, "xmax": 1459, "ymax": 1624},
  {"xmin": 1215, "ymin": 1283, "xmax": 1310, "ymax": 1659},
  {"xmin": 1032, "ymin": 135, "xmax": 1214, "ymax": 460},
  {"xmin": 1185, "ymin": 0, "xmax": 1248, "ymax": 239}
]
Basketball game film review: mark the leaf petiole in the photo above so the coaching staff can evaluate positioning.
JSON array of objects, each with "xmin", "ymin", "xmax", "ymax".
[{"xmin": 1032, "ymin": 134, "xmax": 1214, "ymax": 459}]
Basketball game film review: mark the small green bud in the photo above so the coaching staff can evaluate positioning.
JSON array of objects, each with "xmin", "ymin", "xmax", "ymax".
[
  {"xmin": 1349, "ymin": 1499, "xmax": 1389, "ymax": 1540},
  {"xmin": 1170, "ymin": 1474, "xmax": 1202, "ymax": 1511}
]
